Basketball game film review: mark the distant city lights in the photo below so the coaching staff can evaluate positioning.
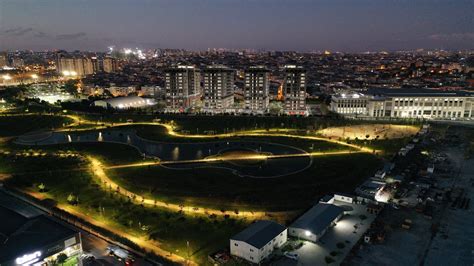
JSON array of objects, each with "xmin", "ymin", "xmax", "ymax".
[{"xmin": 121, "ymin": 47, "xmax": 146, "ymax": 59}]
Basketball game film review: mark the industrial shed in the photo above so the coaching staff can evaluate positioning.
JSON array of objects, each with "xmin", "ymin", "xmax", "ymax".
[{"xmin": 289, "ymin": 203, "xmax": 344, "ymax": 242}]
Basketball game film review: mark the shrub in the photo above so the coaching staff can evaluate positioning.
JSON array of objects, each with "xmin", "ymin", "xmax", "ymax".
[{"xmin": 325, "ymin": 256, "xmax": 335, "ymax": 264}]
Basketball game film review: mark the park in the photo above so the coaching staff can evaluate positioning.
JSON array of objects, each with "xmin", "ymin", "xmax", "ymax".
[{"xmin": 0, "ymin": 113, "xmax": 420, "ymax": 264}]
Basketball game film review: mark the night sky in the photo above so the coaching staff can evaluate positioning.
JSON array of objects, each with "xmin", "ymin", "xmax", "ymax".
[{"xmin": 1, "ymin": 0, "xmax": 473, "ymax": 52}]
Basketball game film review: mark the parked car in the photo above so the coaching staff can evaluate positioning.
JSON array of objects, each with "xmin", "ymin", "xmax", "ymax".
[{"xmin": 284, "ymin": 252, "xmax": 299, "ymax": 260}]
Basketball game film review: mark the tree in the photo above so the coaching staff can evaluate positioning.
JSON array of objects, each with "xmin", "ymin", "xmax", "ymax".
[
  {"xmin": 63, "ymin": 80, "xmax": 79, "ymax": 96},
  {"xmin": 56, "ymin": 253, "xmax": 68, "ymax": 265},
  {"xmin": 67, "ymin": 193, "xmax": 78, "ymax": 205}
]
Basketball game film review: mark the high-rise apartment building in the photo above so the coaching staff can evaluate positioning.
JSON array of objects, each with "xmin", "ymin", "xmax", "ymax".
[
  {"xmin": 244, "ymin": 66, "xmax": 269, "ymax": 113},
  {"xmin": 0, "ymin": 52, "xmax": 8, "ymax": 68},
  {"xmin": 56, "ymin": 56, "xmax": 94, "ymax": 76},
  {"xmin": 283, "ymin": 65, "xmax": 307, "ymax": 115},
  {"xmin": 164, "ymin": 65, "xmax": 201, "ymax": 111},
  {"xmin": 102, "ymin": 57, "xmax": 118, "ymax": 73},
  {"xmin": 203, "ymin": 65, "xmax": 234, "ymax": 112},
  {"xmin": 57, "ymin": 55, "xmax": 117, "ymax": 76}
]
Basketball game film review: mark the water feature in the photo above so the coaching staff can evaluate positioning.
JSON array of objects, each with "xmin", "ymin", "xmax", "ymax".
[{"xmin": 16, "ymin": 128, "xmax": 313, "ymax": 178}]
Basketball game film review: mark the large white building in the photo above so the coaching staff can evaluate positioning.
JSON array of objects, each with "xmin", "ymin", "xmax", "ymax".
[
  {"xmin": 243, "ymin": 66, "xmax": 270, "ymax": 114},
  {"xmin": 330, "ymin": 88, "xmax": 474, "ymax": 119},
  {"xmin": 230, "ymin": 220, "xmax": 287, "ymax": 264},
  {"xmin": 283, "ymin": 65, "xmax": 307, "ymax": 115},
  {"xmin": 93, "ymin": 96, "xmax": 155, "ymax": 109},
  {"xmin": 202, "ymin": 65, "xmax": 234, "ymax": 112},
  {"xmin": 289, "ymin": 203, "xmax": 344, "ymax": 242},
  {"xmin": 164, "ymin": 65, "xmax": 201, "ymax": 112}
]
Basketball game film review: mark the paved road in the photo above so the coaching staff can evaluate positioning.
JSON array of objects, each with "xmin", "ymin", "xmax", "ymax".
[
  {"xmin": 81, "ymin": 232, "xmax": 154, "ymax": 266},
  {"xmin": 0, "ymin": 188, "xmax": 157, "ymax": 266}
]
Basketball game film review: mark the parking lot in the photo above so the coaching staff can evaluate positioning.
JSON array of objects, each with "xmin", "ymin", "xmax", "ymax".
[
  {"xmin": 347, "ymin": 125, "xmax": 473, "ymax": 266},
  {"xmin": 272, "ymin": 201, "xmax": 376, "ymax": 265}
]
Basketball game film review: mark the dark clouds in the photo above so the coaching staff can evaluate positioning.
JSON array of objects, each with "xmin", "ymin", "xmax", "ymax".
[
  {"xmin": 55, "ymin": 32, "xmax": 87, "ymax": 40},
  {"xmin": 0, "ymin": 27, "xmax": 87, "ymax": 41},
  {"xmin": 0, "ymin": 0, "xmax": 473, "ymax": 51},
  {"xmin": 1, "ymin": 27, "xmax": 34, "ymax": 36}
]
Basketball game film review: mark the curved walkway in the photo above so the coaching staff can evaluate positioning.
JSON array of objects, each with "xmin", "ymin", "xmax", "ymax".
[{"xmin": 89, "ymin": 156, "xmax": 285, "ymax": 219}]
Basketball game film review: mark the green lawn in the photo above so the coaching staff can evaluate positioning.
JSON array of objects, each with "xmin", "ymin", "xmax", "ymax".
[
  {"xmin": 0, "ymin": 115, "xmax": 72, "ymax": 137},
  {"xmin": 351, "ymin": 137, "xmax": 413, "ymax": 157},
  {"xmin": 1, "ymin": 154, "xmax": 248, "ymax": 265},
  {"xmin": 107, "ymin": 153, "xmax": 383, "ymax": 211}
]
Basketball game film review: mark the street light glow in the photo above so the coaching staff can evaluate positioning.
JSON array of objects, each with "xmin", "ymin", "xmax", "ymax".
[{"xmin": 2, "ymin": 74, "xmax": 12, "ymax": 80}]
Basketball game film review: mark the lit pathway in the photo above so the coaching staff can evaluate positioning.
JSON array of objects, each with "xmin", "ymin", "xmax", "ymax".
[
  {"xmin": 58, "ymin": 203, "xmax": 196, "ymax": 265},
  {"xmin": 89, "ymin": 156, "xmax": 277, "ymax": 219},
  {"xmin": 57, "ymin": 116, "xmax": 380, "ymax": 154},
  {"xmin": 25, "ymin": 190, "xmax": 193, "ymax": 265},
  {"xmin": 105, "ymin": 150, "xmax": 365, "ymax": 170}
]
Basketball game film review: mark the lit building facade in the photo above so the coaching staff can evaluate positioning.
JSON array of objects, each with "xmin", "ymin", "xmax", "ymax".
[
  {"xmin": 203, "ymin": 65, "xmax": 234, "ymax": 112},
  {"xmin": 102, "ymin": 57, "xmax": 118, "ymax": 73},
  {"xmin": 164, "ymin": 65, "xmax": 201, "ymax": 111},
  {"xmin": 330, "ymin": 88, "xmax": 474, "ymax": 119},
  {"xmin": 57, "ymin": 56, "xmax": 117, "ymax": 76},
  {"xmin": 244, "ymin": 66, "xmax": 269, "ymax": 113},
  {"xmin": 283, "ymin": 65, "xmax": 307, "ymax": 115},
  {"xmin": 0, "ymin": 191, "xmax": 83, "ymax": 266},
  {"xmin": 0, "ymin": 52, "xmax": 7, "ymax": 68},
  {"xmin": 230, "ymin": 221, "xmax": 287, "ymax": 264},
  {"xmin": 56, "ymin": 57, "xmax": 94, "ymax": 77}
]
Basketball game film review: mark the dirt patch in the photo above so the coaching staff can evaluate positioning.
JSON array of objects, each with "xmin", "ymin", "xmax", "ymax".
[{"xmin": 318, "ymin": 124, "xmax": 419, "ymax": 140}]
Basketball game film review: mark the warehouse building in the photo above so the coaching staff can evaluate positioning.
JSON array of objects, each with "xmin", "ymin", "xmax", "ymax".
[
  {"xmin": 289, "ymin": 203, "xmax": 344, "ymax": 242},
  {"xmin": 230, "ymin": 220, "xmax": 287, "ymax": 264},
  {"xmin": 0, "ymin": 191, "xmax": 82, "ymax": 266}
]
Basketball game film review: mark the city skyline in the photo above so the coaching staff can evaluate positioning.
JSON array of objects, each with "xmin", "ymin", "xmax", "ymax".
[{"xmin": 1, "ymin": 0, "xmax": 473, "ymax": 52}]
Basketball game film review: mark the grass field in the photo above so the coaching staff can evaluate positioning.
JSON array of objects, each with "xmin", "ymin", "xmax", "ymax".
[
  {"xmin": 1, "ymin": 113, "xmax": 413, "ymax": 264},
  {"xmin": 0, "ymin": 115, "xmax": 72, "ymax": 137},
  {"xmin": 1, "ymin": 154, "xmax": 248, "ymax": 265},
  {"xmin": 106, "ymin": 153, "xmax": 382, "ymax": 211},
  {"xmin": 351, "ymin": 137, "xmax": 413, "ymax": 158},
  {"xmin": 80, "ymin": 113, "xmax": 412, "ymax": 134}
]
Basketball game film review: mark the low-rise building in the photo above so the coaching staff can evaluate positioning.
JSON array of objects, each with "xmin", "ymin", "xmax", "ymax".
[
  {"xmin": 0, "ymin": 191, "xmax": 82, "ymax": 266},
  {"xmin": 230, "ymin": 220, "xmax": 287, "ymax": 264},
  {"xmin": 330, "ymin": 88, "xmax": 474, "ymax": 119},
  {"xmin": 289, "ymin": 203, "xmax": 344, "ymax": 242},
  {"xmin": 93, "ymin": 96, "xmax": 155, "ymax": 109}
]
